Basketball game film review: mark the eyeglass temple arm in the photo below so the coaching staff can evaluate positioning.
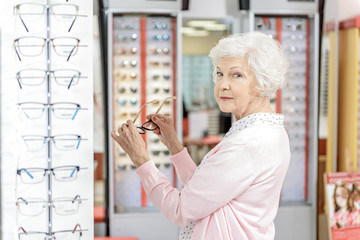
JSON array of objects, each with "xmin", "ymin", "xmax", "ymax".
[
  {"xmin": 72, "ymin": 224, "xmax": 81, "ymax": 233},
  {"xmin": 155, "ymin": 96, "xmax": 176, "ymax": 114},
  {"xmin": 70, "ymin": 167, "xmax": 79, "ymax": 177},
  {"xmin": 18, "ymin": 168, "xmax": 34, "ymax": 179},
  {"xmin": 14, "ymin": 43, "xmax": 22, "ymax": 61},
  {"xmin": 68, "ymin": 16, "xmax": 77, "ymax": 32},
  {"xmin": 16, "ymin": 74, "xmax": 23, "ymax": 89},
  {"xmin": 18, "ymin": 227, "xmax": 27, "ymax": 234},
  {"xmin": 76, "ymin": 137, "xmax": 81, "ymax": 149},
  {"xmin": 72, "ymin": 194, "xmax": 81, "ymax": 203},
  {"xmin": 132, "ymin": 100, "xmax": 159, "ymax": 123},
  {"xmin": 17, "ymin": 197, "xmax": 28, "ymax": 205},
  {"xmin": 67, "ymin": 45, "xmax": 77, "ymax": 61},
  {"xmin": 72, "ymin": 106, "xmax": 80, "ymax": 120},
  {"xmin": 19, "ymin": 15, "xmax": 29, "ymax": 32},
  {"xmin": 68, "ymin": 74, "xmax": 77, "ymax": 89}
]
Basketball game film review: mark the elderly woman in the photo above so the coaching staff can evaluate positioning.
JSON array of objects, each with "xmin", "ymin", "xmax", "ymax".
[{"xmin": 111, "ymin": 31, "xmax": 290, "ymax": 240}]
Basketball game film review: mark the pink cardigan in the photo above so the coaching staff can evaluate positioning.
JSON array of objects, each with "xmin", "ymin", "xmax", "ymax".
[{"xmin": 137, "ymin": 116, "xmax": 290, "ymax": 239}]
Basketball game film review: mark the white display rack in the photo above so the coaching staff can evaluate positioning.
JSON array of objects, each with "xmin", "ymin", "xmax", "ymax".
[{"xmin": 0, "ymin": 1, "xmax": 93, "ymax": 239}]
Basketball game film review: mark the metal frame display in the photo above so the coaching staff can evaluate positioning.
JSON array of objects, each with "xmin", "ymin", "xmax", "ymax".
[
  {"xmin": 249, "ymin": 11, "xmax": 319, "ymax": 240},
  {"xmin": 107, "ymin": 9, "xmax": 183, "ymax": 239}
]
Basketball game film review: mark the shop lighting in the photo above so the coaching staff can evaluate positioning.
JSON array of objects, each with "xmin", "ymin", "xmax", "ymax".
[
  {"xmin": 203, "ymin": 24, "xmax": 227, "ymax": 31},
  {"xmin": 181, "ymin": 27, "xmax": 209, "ymax": 37},
  {"xmin": 187, "ymin": 20, "xmax": 217, "ymax": 27}
]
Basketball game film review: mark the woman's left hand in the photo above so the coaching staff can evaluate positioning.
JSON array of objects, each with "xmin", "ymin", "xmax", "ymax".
[{"xmin": 111, "ymin": 120, "xmax": 150, "ymax": 168}]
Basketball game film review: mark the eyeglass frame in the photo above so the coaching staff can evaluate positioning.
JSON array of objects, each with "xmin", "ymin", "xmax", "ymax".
[
  {"xmin": 18, "ymin": 224, "xmax": 83, "ymax": 239},
  {"xmin": 22, "ymin": 134, "xmax": 83, "ymax": 152},
  {"xmin": 13, "ymin": 36, "xmax": 81, "ymax": 62},
  {"xmin": 17, "ymin": 165, "xmax": 81, "ymax": 184},
  {"xmin": 17, "ymin": 102, "xmax": 81, "ymax": 120},
  {"xmin": 132, "ymin": 96, "xmax": 176, "ymax": 134},
  {"xmin": 13, "ymin": 3, "xmax": 83, "ymax": 33},
  {"xmin": 16, "ymin": 195, "xmax": 85, "ymax": 216},
  {"xmin": 16, "ymin": 68, "xmax": 85, "ymax": 89}
]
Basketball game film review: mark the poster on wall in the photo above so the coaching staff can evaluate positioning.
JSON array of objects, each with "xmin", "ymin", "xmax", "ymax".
[
  {"xmin": 324, "ymin": 172, "xmax": 360, "ymax": 240},
  {"xmin": 0, "ymin": 1, "xmax": 93, "ymax": 239}
]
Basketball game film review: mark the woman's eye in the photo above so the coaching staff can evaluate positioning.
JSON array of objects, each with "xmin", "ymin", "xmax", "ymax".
[
  {"xmin": 216, "ymin": 72, "xmax": 223, "ymax": 77},
  {"xmin": 234, "ymin": 73, "xmax": 242, "ymax": 78}
]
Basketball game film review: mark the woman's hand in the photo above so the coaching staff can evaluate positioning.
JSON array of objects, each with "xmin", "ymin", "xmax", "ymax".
[
  {"xmin": 146, "ymin": 114, "xmax": 184, "ymax": 155},
  {"xmin": 111, "ymin": 120, "xmax": 149, "ymax": 168}
]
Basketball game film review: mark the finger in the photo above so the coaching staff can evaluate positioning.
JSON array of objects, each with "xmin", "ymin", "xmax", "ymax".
[
  {"xmin": 146, "ymin": 114, "xmax": 154, "ymax": 120},
  {"xmin": 117, "ymin": 126, "xmax": 123, "ymax": 134},
  {"xmin": 111, "ymin": 129, "xmax": 119, "ymax": 137},
  {"xmin": 151, "ymin": 115, "xmax": 168, "ymax": 128},
  {"xmin": 126, "ymin": 119, "xmax": 137, "ymax": 131},
  {"xmin": 153, "ymin": 114, "xmax": 166, "ymax": 120},
  {"xmin": 121, "ymin": 123, "xmax": 129, "ymax": 134},
  {"xmin": 111, "ymin": 129, "xmax": 120, "ymax": 142},
  {"xmin": 153, "ymin": 128, "xmax": 161, "ymax": 135}
]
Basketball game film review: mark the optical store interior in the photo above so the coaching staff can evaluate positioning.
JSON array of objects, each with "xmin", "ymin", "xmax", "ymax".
[{"xmin": 1, "ymin": 0, "xmax": 360, "ymax": 239}]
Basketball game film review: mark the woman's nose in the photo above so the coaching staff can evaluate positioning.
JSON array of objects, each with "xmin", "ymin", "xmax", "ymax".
[{"xmin": 218, "ymin": 78, "xmax": 230, "ymax": 91}]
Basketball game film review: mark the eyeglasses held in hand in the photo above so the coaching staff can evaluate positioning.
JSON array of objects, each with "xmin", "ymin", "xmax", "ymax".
[
  {"xmin": 133, "ymin": 96, "xmax": 176, "ymax": 134},
  {"xmin": 13, "ymin": 36, "xmax": 81, "ymax": 61},
  {"xmin": 18, "ymin": 224, "xmax": 83, "ymax": 240},
  {"xmin": 16, "ymin": 195, "xmax": 84, "ymax": 216},
  {"xmin": 14, "ymin": 3, "xmax": 81, "ymax": 33},
  {"xmin": 22, "ymin": 134, "xmax": 82, "ymax": 152},
  {"xmin": 16, "ymin": 68, "xmax": 84, "ymax": 89},
  {"xmin": 17, "ymin": 102, "xmax": 81, "ymax": 120},
  {"xmin": 17, "ymin": 165, "xmax": 81, "ymax": 184}
]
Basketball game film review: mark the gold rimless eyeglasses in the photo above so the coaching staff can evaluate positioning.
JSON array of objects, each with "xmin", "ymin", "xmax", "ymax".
[{"xmin": 133, "ymin": 96, "xmax": 176, "ymax": 134}]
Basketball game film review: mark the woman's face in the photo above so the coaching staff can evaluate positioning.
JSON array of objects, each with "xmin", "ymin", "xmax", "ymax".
[{"xmin": 214, "ymin": 57, "xmax": 259, "ymax": 120}]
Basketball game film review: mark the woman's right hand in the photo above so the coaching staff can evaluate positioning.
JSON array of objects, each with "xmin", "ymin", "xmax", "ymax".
[{"xmin": 146, "ymin": 114, "xmax": 184, "ymax": 155}]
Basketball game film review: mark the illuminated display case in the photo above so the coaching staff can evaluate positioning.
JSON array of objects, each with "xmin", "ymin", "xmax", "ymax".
[
  {"xmin": 106, "ymin": 3, "xmax": 182, "ymax": 239},
  {"xmin": 248, "ymin": 2, "xmax": 319, "ymax": 239}
]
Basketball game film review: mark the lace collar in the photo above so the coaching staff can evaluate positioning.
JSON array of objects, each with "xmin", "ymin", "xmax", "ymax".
[{"xmin": 224, "ymin": 112, "xmax": 284, "ymax": 138}]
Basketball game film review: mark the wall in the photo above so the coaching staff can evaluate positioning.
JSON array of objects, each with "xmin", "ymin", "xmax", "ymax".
[{"xmin": 324, "ymin": 0, "xmax": 360, "ymax": 22}]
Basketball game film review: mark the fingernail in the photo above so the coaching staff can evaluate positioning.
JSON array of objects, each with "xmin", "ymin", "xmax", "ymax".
[{"xmin": 152, "ymin": 116, "xmax": 157, "ymax": 121}]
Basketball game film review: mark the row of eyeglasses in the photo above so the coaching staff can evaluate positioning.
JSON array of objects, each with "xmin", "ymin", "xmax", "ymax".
[
  {"xmin": 18, "ymin": 224, "xmax": 84, "ymax": 240},
  {"xmin": 14, "ymin": 2, "xmax": 89, "ymax": 238},
  {"xmin": 14, "ymin": 2, "xmax": 85, "ymax": 33}
]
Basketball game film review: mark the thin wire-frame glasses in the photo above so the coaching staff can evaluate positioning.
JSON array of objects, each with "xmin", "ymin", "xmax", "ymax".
[
  {"xmin": 132, "ymin": 96, "xmax": 176, "ymax": 134},
  {"xmin": 13, "ymin": 36, "xmax": 81, "ymax": 61},
  {"xmin": 17, "ymin": 165, "xmax": 80, "ymax": 184},
  {"xmin": 16, "ymin": 195, "xmax": 84, "ymax": 216},
  {"xmin": 14, "ymin": 3, "xmax": 80, "ymax": 32},
  {"xmin": 18, "ymin": 224, "xmax": 82, "ymax": 240},
  {"xmin": 17, "ymin": 102, "xmax": 81, "ymax": 120},
  {"xmin": 16, "ymin": 69, "xmax": 83, "ymax": 89},
  {"xmin": 22, "ymin": 134, "xmax": 82, "ymax": 152}
]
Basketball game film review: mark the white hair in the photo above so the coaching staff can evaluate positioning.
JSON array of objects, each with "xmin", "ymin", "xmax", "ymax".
[{"xmin": 209, "ymin": 32, "xmax": 289, "ymax": 97}]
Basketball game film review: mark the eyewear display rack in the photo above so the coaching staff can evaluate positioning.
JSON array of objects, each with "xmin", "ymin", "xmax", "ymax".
[
  {"xmin": 324, "ymin": 21, "xmax": 338, "ymax": 174},
  {"xmin": 248, "ymin": 2, "xmax": 319, "ymax": 239},
  {"xmin": 106, "ymin": 1, "xmax": 182, "ymax": 239},
  {"xmin": 0, "ymin": 1, "xmax": 93, "ymax": 239}
]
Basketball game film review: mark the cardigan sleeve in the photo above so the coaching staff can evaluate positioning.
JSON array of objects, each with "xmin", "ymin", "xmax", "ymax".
[
  {"xmin": 169, "ymin": 147, "xmax": 197, "ymax": 186},
  {"xmin": 136, "ymin": 142, "xmax": 255, "ymax": 227}
]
